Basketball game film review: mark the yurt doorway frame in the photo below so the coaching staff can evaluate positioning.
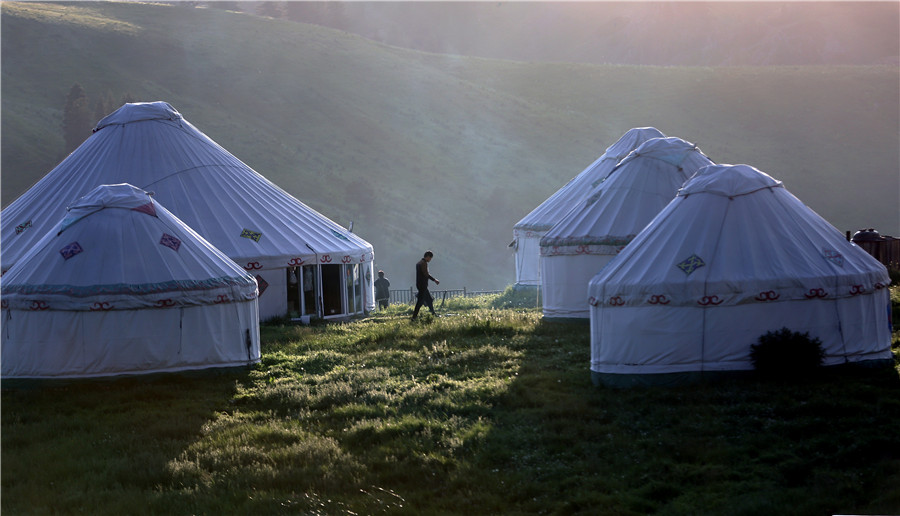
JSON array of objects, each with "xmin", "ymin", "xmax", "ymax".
[
  {"xmin": 287, "ymin": 266, "xmax": 318, "ymax": 320},
  {"xmin": 286, "ymin": 263, "xmax": 367, "ymax": 321}
]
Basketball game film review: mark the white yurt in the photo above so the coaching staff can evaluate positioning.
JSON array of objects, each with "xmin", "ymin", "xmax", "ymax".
[
  {"xmin": 540, "ymin": 137, "xmax": 714, "ymax": 318},
  {"xmin": 588, "ymin": 164, "xmax": 893, "ymax": 387},
  {"xmin": 1, "ymin": 184, "xmax": 261, "ymax": 379},
  {"xmin": 1, "ymin": 101, "xmax": 374, "ymax": 321},
  {"xmin": 511, "ymin": 127, "xmax": 665, "ymax": 287}
]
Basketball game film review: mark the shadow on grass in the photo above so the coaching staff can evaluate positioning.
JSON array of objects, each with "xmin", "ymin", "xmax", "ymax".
[
  {"xmin": 1, "ymin": 367, "xmax": 251, "ymax": 514},
  {"xmin": 459, "ymin": 321, "xmax": 900, "ymax": 515}
]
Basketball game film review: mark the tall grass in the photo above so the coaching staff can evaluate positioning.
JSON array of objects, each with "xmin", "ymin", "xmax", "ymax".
[{"xmin": 3, "ymin": 296, "xmax": 900, "ymax": 515}]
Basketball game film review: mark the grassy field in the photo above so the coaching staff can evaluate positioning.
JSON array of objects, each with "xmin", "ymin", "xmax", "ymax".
[
  {"xmin": 2, "ymin": 2, "xmax": 898, "ymax": 291},
  {"xmin": 3, "ymin": 290, "xmax": 900, "ymax": 515}
]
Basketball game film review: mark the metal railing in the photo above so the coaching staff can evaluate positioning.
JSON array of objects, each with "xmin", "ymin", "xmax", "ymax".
[{"xmin": 388, "ymin": 287, "xmax": 503, "ymax": 305}]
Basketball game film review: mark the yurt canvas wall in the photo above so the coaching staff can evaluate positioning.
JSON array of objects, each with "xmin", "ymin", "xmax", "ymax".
[
  {"xmin": 1, "ymin": 102, "xmax": 374, "ymax": 321},
  {"xmin": 588, "ymin": 164, "xmax": 892, "ymax": 387},
  {"xmin": 1, "ymin": 184, "xmax": 261, "ymax": 379},
  {"xmin": 540, "ymin": 137, "xmax": 714, "ymax": 318},
  {"xmin": 511, "ymin": 127, "xmax": 665, "ymax": 287}
]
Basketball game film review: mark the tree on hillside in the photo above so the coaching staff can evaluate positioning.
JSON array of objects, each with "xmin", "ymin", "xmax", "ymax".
[
  {"xmin": 62, "ymin": 84, "xmax": 91, "ymax": 154},
  {"xmin": 93, "ymin": 89, "xmax": 118, "ymax": 125}
]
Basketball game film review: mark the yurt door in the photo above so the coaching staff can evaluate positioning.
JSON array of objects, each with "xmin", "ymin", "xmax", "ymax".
[
  {"xmin": 321, "ymin": 264, "xmax": 343, "ymax": 316},
  {"xmin": 287, "ymin": 267, "xmax": 301, "ymax": 318}
]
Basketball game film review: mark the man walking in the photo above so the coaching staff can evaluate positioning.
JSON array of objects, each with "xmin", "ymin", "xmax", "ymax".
[{"xmin": 411, "ymin": 250, "xmax": 439, "ymax": 320}]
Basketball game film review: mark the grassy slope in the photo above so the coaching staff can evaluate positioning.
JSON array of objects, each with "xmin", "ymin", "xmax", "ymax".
[{"xmin": 2, "ymin": 2, "xmax": 898, "ymax": 291}]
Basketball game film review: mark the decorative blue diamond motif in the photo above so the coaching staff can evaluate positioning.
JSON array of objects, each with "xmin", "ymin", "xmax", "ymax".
[
  {"xmin": 60, "ymin": 242, "xmax": 84, "ymax": 260},
  {"xmin": 677, "ymin": 254, "xmax": 705, "ymax": 275},
  {"xmin": 823, "ymin": 248, "xmax": 844, "ymax": 267}
]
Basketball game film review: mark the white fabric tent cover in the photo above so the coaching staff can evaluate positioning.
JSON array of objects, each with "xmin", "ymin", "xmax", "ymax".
[
  {"xmin": 511, "ymin": 127, "xmax": 665, "ymax": 286},
  {"xmin": 0, "ymin": 101, "xmax": 375, "ymax": 317},
  {"xmin": 540, "ymin": 137, "xmax": 714, "ymax": 318},
  {"xmin": 588, "ymin": 164, "xmax": 893, "ymax": 386},
  {"xmin": 1, "ymin": 184, "xmax": 261, "ymax": 379}
]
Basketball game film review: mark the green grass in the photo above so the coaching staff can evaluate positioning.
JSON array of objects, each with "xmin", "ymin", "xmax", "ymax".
[{"xmin": 4, "ymin": 295, "xmax": 900, "ymax": 515}]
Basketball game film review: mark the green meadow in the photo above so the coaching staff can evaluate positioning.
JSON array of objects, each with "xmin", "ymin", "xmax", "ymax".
[{"xmin": 3, "ymin": 290, "xmax": 900, "ymax": 515}]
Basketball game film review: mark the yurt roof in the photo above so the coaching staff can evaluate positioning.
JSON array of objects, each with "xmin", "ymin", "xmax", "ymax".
[
  {"xmin": 514, "ymin": 127, "xmax": 665, "ymax": 232},
  {"xmin": 1, "ymin": 183, "xmax": 258, "ymax": 311},
  {"xmin": 1, "ymin": 102, "xmax": 373, "ymax": 273},
  {"xmin": 541, "ymin": 137, "xmax": 713, "ymax": 248},
  {"xmin": 588, "ymin": 164, "xmax": 890, "ymax": 308}
]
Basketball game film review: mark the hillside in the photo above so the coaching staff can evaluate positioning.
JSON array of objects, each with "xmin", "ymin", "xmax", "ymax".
[
  {"xmin": 2, "ymin": 2, "xmax": 898, "ymax": 291},
  {"xmin": 246, "ymin": 1, "xmax": 900, "ymax": 66}
]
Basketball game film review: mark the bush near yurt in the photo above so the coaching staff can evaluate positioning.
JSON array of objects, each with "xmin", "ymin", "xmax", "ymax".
[
  {"xmin": 490, "ymin": 285, "xmax": 542, "ymax": 309},
  {"xmin": 750, "ymin": 327, "xmax": 825, "ymax": 379}
]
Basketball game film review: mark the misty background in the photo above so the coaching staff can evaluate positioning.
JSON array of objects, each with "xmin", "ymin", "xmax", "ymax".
[
  {"xmin": 2, "ymin": 1, "xmax": 898, "ymax": 292},
  {"xmin": 248, "ymin": 1, "xmax": 900, "ymax": 66}
]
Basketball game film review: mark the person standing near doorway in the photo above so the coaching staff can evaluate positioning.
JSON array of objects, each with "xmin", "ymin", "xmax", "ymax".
[
  {"xmin": 411, "ymin": 250, "xmax": 439, "ymax": 320},
  {"xmin": 374, "ymin": 270, "xmax": 391, "ymax": 310}
]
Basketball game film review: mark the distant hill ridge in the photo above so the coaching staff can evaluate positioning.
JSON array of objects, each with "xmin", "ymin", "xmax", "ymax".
[
  {"xmin": 229, "ymin": 1, "xmax": 900, "ymax": 66},
  {"xmin": 2, "ymin": 1, "xmax": 898, "ymax": 291}
]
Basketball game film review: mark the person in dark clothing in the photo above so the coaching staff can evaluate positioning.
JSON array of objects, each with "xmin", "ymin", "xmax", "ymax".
[
  {"xmin": 374, "ymin": 270, "xmax": 391, "ymax": 310},
  {"xmin": 411, "ymin": 250, "xmax": 439, "ymax": 320}
]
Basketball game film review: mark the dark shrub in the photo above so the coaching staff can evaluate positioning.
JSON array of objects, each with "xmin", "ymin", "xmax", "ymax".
[{"xmin": 749, "ymin": 327, "xmax": 825, "ymax": 379}]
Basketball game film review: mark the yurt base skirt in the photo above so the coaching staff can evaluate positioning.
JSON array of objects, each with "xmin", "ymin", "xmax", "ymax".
[
  {"xmin": 541, "ymin": 253, "xmax": 614, "ymax": 319},
  {"xmin": 1, "ymin": 301, "xmax": 261, "ymax": 379},
  {"xmin": 588, "ymin": 292, "xmax": 894, "ymax": 388}
]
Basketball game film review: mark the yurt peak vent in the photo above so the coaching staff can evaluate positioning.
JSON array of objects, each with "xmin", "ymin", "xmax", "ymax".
[
  {"xmin": 678, "ymin": 164, "xmax": 783, "ymax": 198},
  {"xmin": 94, "ymin": 101, "xmax": 183, "ymax": 132},
  {"xmin": 59, "ymin": 183, "xmax": 157, "ymax": 234}
]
